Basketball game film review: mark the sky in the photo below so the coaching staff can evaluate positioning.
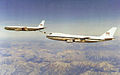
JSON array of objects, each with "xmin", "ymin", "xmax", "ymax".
[{"xmin": 0, "ymin": 0, "xmax": 120, "ymax": 39}]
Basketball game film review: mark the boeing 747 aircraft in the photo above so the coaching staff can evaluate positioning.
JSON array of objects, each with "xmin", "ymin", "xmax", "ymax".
[
  {"xmin": 4, "ymin": 20, "xmax": 45, "ymax": 31},
  {"xmin": 46, "ymin": 27, "xmax": 117, "ymax": 43}
]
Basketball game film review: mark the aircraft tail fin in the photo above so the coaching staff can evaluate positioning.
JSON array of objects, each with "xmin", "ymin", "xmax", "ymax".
[
  {"xmin": 101, "ymin": 27, "xmax": 117, "ymax": 38},
  {"xmin": 38, "ymin": 20, "xmax": 45, "ymax": 28}
]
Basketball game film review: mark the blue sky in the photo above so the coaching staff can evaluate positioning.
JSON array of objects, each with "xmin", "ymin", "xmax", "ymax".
[{"xmin": 0, "ymin": 0, "xmax": 120, "ymax": 39}]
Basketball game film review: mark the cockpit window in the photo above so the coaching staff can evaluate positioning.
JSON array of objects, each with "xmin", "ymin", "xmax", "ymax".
[{"xmin": 49, "ymin": 33, "xmax": 52, "ymax": 35}]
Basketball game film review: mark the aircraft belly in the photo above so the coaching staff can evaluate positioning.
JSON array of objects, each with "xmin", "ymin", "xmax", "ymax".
[
  {"xmin": 27, "ymin": 28, "xmax": 37, "ymax": 31},
  {"xmin": 5, "ymin": 27, "xmax": 24, "ymax": 31},
  {"xmin": 47, "ymin": 36, "xmax": 71, "ymax": 41},
  {"xmin": 25, "ymin": 28, "xmax": 43, "ymax": 31},
  {"xmin": 5, "ymin": 27, "xmax": 17, "ymax": 30},
  {"xmin": 5, "ymin": 27, "xmax": 41, "ymax": 31},
  {"xmin": 85, "ymin": 39, "xmax": 101, "ymax": 43}
]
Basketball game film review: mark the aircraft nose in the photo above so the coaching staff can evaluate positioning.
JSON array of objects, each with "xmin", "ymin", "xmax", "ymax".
[
  {"xmin": 46, "ymin": 33, "xmax": 53, "ymax": 37},
  {"xmin": 49, "ymin": 33, "xmax": 52, "ymax": 35},
  {"xmin": 4, "ymin": 27, "xmax": 8, "ymax": 29}
]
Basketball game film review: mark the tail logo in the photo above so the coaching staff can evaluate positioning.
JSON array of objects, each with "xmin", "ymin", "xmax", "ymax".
[
  {"xmin": 106, "ymin": 32, "xmax": 110, "ymax": 35},
  {"xmin": 40, "ymin": 24, "xmax": 42, "ymax": 26}
]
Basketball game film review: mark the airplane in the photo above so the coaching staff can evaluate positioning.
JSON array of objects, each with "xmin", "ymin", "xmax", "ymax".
[
  {"xmin": 4, "ymin": 20, "xmax": 45, "ymax": 31},
  {"xmin": 46, "ymin": 27, "xmax": 117, "ymax": 43}
]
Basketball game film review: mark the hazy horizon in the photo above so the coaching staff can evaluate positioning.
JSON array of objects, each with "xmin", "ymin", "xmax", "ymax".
[{"xmin": 0, "ymin": 0, "xmax": 120, "ymax": 75}]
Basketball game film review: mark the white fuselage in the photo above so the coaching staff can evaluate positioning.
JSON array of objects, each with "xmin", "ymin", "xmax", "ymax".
[
  {"xmin": 4, "ymin": 26, "xmax": 45, "ymax": 31},
  {"xmin": 46, "ymin": 33, "xmax": 114, "ymax": 43}
]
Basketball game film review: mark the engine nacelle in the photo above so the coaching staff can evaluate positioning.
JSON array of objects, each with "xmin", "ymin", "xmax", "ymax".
[
  {"xmin": 74, "ymin": 39, "xmax": 81, "ymax": 42},
  {"xmin": 66, "ymin": 39, "xmax": 73, "ymax": 43},
  {"xmin": 22, "ymin": 27, "xmax": 28, "ymax": 31},
  {"xmin": 15, "ymin": 28, "xmax": 22, "ymax": 31}
]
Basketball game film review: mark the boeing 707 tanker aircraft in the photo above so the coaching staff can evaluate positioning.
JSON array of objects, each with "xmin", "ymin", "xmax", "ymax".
[{"xmin": 4, "ymin": 20, "xmax": 45, "ymax": 31}]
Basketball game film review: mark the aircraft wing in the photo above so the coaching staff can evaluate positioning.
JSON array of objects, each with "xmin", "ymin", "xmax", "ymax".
[
  {"xmin": 65, "ymin": 36, "xmax": 104, "ymax": 43},
  {"xmin": 5, "ymin": 26, "xmax": 42, "ymax": 31},
  {"xmin": 46, "ymin": 33, "xmax": 105, "ymax": 43},
  {"xmin": 5, "ymin": 26, "xmax": 29, "ymax": 31}
]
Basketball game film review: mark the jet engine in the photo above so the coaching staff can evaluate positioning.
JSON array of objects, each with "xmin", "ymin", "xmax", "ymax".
[
  {"xmin": 74, "ymin": 39, "xmax": 81, "ymax": 42},
  {"xmin": 66, "ymin": 39, "xmax": 74, "ymax": 43},
  {"xmin": 22, "ymin": 27, "xmax": 28, "ymax": 31}
]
